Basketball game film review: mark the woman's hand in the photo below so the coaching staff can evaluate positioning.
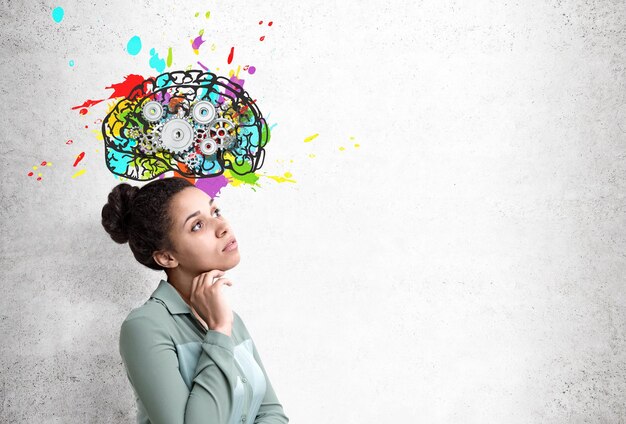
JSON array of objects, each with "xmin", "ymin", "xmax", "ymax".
[{"xmin": 189, "ymin": 270, "xmax": 234, "ymax": 336}]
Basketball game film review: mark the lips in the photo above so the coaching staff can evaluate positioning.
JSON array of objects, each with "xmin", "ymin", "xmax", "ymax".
[{"xmin": 222, "ymin": 238, "xmax": 237, "ymax": 252}]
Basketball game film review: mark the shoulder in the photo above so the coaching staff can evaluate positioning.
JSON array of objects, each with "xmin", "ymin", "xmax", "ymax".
[{"xmin": 119, "ymin": 299, "xmax": 173, "ymax": 339}]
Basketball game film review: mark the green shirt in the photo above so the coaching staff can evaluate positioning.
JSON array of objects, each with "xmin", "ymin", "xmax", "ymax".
[{"xmin": 119, "ymin": 278, "xmax": 289, "ymax": 424}]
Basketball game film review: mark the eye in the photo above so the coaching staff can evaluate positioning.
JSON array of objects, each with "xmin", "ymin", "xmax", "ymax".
[{"xmin": 191, "ymin": 208, "xmax": 222, "ymax": 232}]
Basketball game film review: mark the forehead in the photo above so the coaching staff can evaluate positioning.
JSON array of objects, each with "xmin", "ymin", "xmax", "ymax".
[{"xmin": 171, "ymin": 187, "xmax": 214, "ymax": 213}]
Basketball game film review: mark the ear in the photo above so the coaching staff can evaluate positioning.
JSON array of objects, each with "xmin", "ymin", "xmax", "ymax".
[{"xmin": 153, "ymin": 249, "xmax": 178, "ymax": 269}]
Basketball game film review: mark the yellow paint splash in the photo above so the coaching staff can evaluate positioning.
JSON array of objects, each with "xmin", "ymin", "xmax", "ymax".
[
  {"xmin": 72, "ymin": 169, "xmax": 86, "ymax": 179},
  {"xmin": 304, "ymin": 133, "xmax": 319, "ymax": 143},
  {"xmin": 265, "ymin": 172, "xmax": 296, "ymax": 184}
]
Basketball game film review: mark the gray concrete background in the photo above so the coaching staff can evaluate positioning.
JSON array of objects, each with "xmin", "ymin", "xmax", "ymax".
[{"xmin": 1, "ymin": 0, "xmax": 625, "ymax": 422}]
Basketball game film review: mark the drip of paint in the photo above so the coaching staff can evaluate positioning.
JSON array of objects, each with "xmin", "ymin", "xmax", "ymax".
[
  {"xmin": 166, "ymin": 47, "xmax": 173, "ymax": 67},
  {"xmin": 52, "ymin": 7, "xmax": 64, "ymax": 23},
  {"xmin": 127, "ymin": 36, "xmax": 142, "ymax": 55},
  {"xmin": 69, "ymin": 59, "xmax": 75, "ymax": 67},
  {"xmin": 149, "ymin": 48, "xmax": 166, "ymax": 73},
  {"xmin": 73, "ymin": 152, "xmax": 85, "ymax": 167},
  {"xmin": 227, "ymin": 47, "xmax": 234, "ymax": 64},
  {"xmin": 197, "ymin": 61, "xmax": 209, "ymax": 71}
]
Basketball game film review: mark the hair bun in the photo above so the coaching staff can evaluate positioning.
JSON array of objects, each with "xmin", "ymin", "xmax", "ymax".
[{"xmin": 101, "ymin": 183, "xmax": 140, "ymax": 244}]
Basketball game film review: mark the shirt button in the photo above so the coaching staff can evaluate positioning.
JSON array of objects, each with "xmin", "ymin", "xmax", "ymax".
[
  {"xmin": 242, "ymin": 377, "xmax": 247, "ymax": 383},
  {"xmin": 241, "ymin": 416, "xmax": 246, "ymax": 422}
]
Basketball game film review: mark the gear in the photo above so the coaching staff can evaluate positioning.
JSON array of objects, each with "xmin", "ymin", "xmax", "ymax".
[
  {"xmin": 191, "ymin": 101, "xmax": 216, "ymax": 124},
  {"xmin": 199, "ymin": 138, "xmax": 218, "ymax": 155},
  {"xmin": 208, "ymin": 118, "xmax": 236, "ymax": 148},
  {"xmin": 220, "ymin": 135, "xmax": 237, "ymax": 149},
  {"xmin": 142, "ymin": 101, "xmax": 164, "ymax": 122},
  {"xmin": 137, "ymin": 125, "xmax": 161, "ymax": 154},
  {"xmin": 184, "ymin": 152, "xmax": 202, "ymax": 169},
  {"xmin": 158, "ymin": 116, "xmax": 196, "ymax": 154}
]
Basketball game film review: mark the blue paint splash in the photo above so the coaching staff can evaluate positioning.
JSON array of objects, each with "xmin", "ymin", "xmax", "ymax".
[
  {"xmin": 149, "ymin": 48, "xmax": 166, "ymax": 73},
  {"xmin": 127, "ymin": 36, "xmax": 142, "ymax": 56},
  {"xmin": 52, "ymin": 7, "xmax": 64, "ymax": 23}
]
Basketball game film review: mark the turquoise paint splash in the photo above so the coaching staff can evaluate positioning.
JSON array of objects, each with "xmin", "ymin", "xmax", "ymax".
[
  {"xmin": 127, "ymin": 36, "xmax": 142, "ymax": 55},
  {"xmin": 149, "ymin": 48, "xmax": 166, "ymax": 73},
  {"xmin": 69, "ymin": 59, "xmax": 75, "ymax": 66},
  {"xmin": 52, "ymin": 7, "xmax": 64, "ymax": 23}
]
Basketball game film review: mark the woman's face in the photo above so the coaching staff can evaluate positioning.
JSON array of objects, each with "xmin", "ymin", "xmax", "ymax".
[{"xmin": 162, "ymin": 186, "xmax": 240, "ymax": 276}]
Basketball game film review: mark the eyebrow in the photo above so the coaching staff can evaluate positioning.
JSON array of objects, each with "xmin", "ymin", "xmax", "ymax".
[{"xmin": 183, "ymin": 198, "xmax": 214, "ymax": 228}]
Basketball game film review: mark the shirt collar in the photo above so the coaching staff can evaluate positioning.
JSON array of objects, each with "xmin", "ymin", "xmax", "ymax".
[{"xmin": 149, "ymin": 279, "xmax": 192, "ymax": 315}]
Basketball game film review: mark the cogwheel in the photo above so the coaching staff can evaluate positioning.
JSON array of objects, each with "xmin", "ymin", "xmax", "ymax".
[
  {"xmin": 184, "ymin": 152, "xmax": 202, "ymax": 169},
  {"xmin": 158, "ymin": 116, "xmax": 196, "ymax": 154},
  {"xmin": 220, "ymin": 135, "xmax": 237, "ymax": 149},
  {"xmin": 208, "ymin": 118, "xmax": 237, "ymax": 147},
  {"xmin": 199, "ymin": 138, "xmax": 219, "ymax": 155},
  {"xmin": 191, "ymin": 100, "xmax": 216, "ymax": 124},
  {"xmin": 138, "ymin": 128, "xmax": 160, "ymax": 154},
  {"xmin": 142, "ymin": 101, "xmax": 164, "ymax": 122}
]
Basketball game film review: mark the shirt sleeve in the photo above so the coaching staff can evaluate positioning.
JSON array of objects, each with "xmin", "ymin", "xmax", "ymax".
[
  {"xmin": 234, "ymin": 312, "xmax": 290, "ymax": 424},
  {"xmin": 119, "ymin": 313, "xmax": 238, "ymax": 424}
]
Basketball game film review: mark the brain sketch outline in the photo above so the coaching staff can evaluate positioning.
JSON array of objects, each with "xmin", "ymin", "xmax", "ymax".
[{"xmin": 101, "ymin": 70, "xmax": 270, "ymax": 181}]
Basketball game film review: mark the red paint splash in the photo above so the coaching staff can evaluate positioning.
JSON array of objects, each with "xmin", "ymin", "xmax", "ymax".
[
  {"xmin": 66, "ymin": 139, "xmax": 73, "ymax": 145},
  {"xmin": 227, "ymin": 47, "xmax": 234, "ymax": 64},
  {"xmin": 72, "ymin": 74, "xmax": 148, "ymax": 113},
  {"xmin": 260, "ymin": 36, "xmax": 265, "ymax": 41},
  {"xmin": 73, "ymin": 152, "xmax": 85, "ymax": 167}
]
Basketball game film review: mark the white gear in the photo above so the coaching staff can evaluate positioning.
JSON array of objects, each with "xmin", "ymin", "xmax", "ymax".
[
  {"xmin": 184, "ymin": 152, "xmax": 202, "ymax": 169},
  {"xmin": 191, "ymin": 101, "xmax": 216, "ymax": 124},
  {"xmin": 159, "ymin": 117, "xmax": 196, "ymax": 154},
  {"xmin": 142, "ymin": 101, "xmax": 164, "ymax": 122},
  {"xmin": 199, "ymin": 138, "xmax": 218, "ymax": 155},
  {"xmin": 209, "ymin": 118, "xmax": 236, "ymax": 147}
]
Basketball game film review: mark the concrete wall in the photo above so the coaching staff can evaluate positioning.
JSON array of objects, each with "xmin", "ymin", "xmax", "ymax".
[{"xmin": 1, "ymin": 0, "xmax": 624, "ymax": 422}]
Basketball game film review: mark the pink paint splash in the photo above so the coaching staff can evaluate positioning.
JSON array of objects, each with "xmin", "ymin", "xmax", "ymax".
[
  {"xmin": 192, "ymin": 35, "xmax": 205, "ymax": 50},
  {"xmin": 72, "ymin": 74, "xmax": 148, "ymax": 113},
  {"xmin": 195, "ymin": 174, "xmax": 231, "ymax": 198}
]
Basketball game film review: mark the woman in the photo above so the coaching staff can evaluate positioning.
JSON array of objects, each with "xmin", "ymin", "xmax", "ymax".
[{"xmin": 101, "ymin": 177, "xmax": 289, "ymax": 424}]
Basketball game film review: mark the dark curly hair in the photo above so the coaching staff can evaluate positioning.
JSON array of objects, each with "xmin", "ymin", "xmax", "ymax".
[{"xmin": 101, "ymin": 177, "xmax": 195, "ymax": 271}]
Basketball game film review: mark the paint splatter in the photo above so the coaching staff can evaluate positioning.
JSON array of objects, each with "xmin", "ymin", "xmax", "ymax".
[
  {"xmin": 149, "ymin": 48, "xmax": 166, "ymax": 73},
  {"xmin": 304, "ymin": 133, "xmax": 319, "ymax": 143},
  {"xmin": 72, "ymin": 74, "xmax": 147, "ymax": 113},
  {"xmin": 192, "ymin": 34, "xmax": 205, "ymax": 52},
  {"xmin": 206, "ymin": 11, "xmax": 211, "ymax": 18},
  {"xmin": 227, "ymin": 47, "xmax": 234, "ymax": 64},
  {"xmin": 27, "ymin": 161, "xmax": 52, "ymax": 181},
  {"xmin": 66, "ymin": 139, "xmax": 73, "ymax": 145},
  {"xmin": 73, "ymin": 152, "xmax": 85, "ymax": 167},
  {"xmin": 127, "ymin": 36, "xmax": 142, "ymax": 55},
  {"xmin": 69, "ymin": 59, "xmax": 75, "ymax": 67},
  {"xmin": 52, "ymin": 7, "xmax": 64, "ymax": 23},
  {"xmin": 166, "ymin": 47, "xmax": 173, "ymax": 67},
  {"xmin": 197, "ymin": 61, "xmax": 209, "ymax": 71},
  {"xmin": 248, "ymin": 66, "xmax": 256, "ymax": 74},
  {"xmin": 72, "ymin": 169, "xmax": 86, "ymax": 179},
  {"xmin": 258, "ymin": 20, "xmax": 273, "ymax": 41}
]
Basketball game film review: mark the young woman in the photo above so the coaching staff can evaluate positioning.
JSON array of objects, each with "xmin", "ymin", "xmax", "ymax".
[{"xmin": 101, "ymin": 177, "xmax": 289, "ymax": 424}]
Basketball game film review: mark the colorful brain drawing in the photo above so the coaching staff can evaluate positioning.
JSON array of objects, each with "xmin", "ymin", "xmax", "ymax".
[{"xmin": 101, "ymin": 70, "xmax": 270, "ymax": 180}]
